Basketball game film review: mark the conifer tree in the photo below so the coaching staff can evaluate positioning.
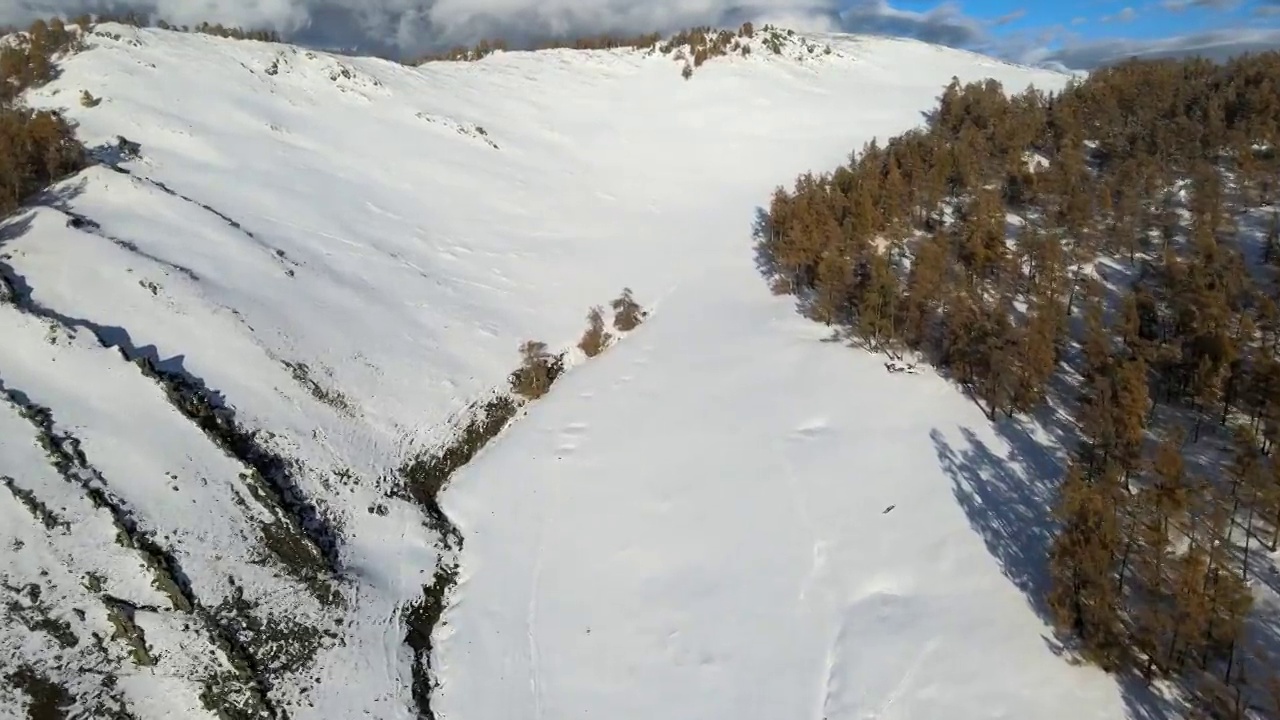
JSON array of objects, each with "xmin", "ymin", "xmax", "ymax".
[
  {"xmin": 578, "ymin": 306, "xmax": 611, "ymax": 358},
  {"xmin": 902, "ymin": 231, "xmax": 949, "ymax": 351},
  {"xmin": 610, "ymin": 288, "xmax": 644, "ymax": 332},
  {"xmin": 1049, "ymin": 460, "xmax": 1126, "ymax": 669},
  {"xmin": 758, "ymin": 53, "xmax": 1280, "ymax": 709}
]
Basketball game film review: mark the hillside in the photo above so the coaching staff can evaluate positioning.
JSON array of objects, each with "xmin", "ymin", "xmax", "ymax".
[
  {"xmin": 761, "ymin": 51, "xmax": 1280, "ymax": 718},
  {"xmin": 0, "ymin": 21, "xmax": 1127, "ymax": 719}
]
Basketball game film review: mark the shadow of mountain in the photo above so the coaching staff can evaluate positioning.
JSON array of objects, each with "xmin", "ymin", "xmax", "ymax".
[
  {"xmin": 0, "ymin": 181, "xmax": 343, "ymax": 576},
  {"xmin": 0, "ymin": 197, "xmax": 229, "ymax": 411}
]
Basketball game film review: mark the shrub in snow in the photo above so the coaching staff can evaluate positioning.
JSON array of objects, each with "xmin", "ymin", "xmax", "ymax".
[
  {"xmin": 578, "ymin": 306, "xmax": 612, "ymax": 358},
  {"xmin": 509, "ymin": 340, "xmax": 565, "ymax": 401},
  {"xmin": 610, "ymin": 288, "xmax": 645, "ymax": 332}
]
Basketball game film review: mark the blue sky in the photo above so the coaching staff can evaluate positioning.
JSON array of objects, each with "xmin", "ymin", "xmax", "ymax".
[
  {"xmin": 997, "ymin": 0, "xmax": 1278, "ymax": 55},
  {"xmin": 990, "ymin": 0, "xmax": 1261, "ymax": 38},
  {"xmin": 817, "ymin": 0, "xmax": 1280, "ymax": 68},
  {"xmin": 5, "ymin": 0, "xmax": 1280, "ymax": 67}
]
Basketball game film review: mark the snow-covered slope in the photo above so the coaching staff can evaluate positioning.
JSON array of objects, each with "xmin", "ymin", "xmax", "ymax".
[
  {"xmin": 437, "ymin": 294, "xmax": 1122, "ymax": 720},
  {"xmin": 1, "ymin": 22, "xmax": 1125, "ymax": 718}
]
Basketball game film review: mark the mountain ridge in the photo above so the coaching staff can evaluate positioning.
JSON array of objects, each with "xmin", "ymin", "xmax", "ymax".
[{"xmin": 0, "ymin": 20, "xmax": 1126, "ymax": 720}]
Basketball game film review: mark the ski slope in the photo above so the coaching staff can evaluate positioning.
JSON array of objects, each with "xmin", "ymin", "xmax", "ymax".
[{"xmin": 1, "ymin": 22, "xmax": 1126, "ymax": 718}]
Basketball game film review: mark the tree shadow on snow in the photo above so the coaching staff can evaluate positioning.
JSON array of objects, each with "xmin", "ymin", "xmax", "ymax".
[
  {"xmin": 751, "ymin": 204, "xmax": 829, "ymax": 322},
  {"xmin": 751, "ymin": 205, "xmax": 778, "ymax": 278},
  {"xmin": 930, "ymin": 422, "xmax": 1060, "ymax": 625},
  {"xmin": 931, "ymin": 420, "xmax": 1193, "ymax": 720},
  {"xmin": 0, "ymin": 209, "xmax": 35, "ymax": 246}
]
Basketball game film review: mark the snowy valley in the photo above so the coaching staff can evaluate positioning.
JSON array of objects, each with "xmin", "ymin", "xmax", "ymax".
[{"xmin": 0, "ymin": 19, "xmax": 1150, "ymax": 720}]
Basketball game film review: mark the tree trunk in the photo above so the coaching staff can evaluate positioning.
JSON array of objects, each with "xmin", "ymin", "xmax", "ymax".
[
  {"xmin": 1221, "ymin": 368, "xmax": 1238, "ymax": 426},
  {"xmin": 1117, "ymin": 537, "xmax": 1133, "ymax": 595},
  {"xmin": 1242, "ymin": 502, "xmax": 1256, "ymax": 582}
]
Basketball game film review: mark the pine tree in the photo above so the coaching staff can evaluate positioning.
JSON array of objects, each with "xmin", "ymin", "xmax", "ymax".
[
  {"xmin": 1011, "ymin": 290, "xmax": 1061, "ymax": 411},
  {"xmin": 855, "ymin": 253, "xmax": 900, "ymax": 352},
  {"xmin": 1198, "ymin": 499, "xmax": 1252, "ymax": 674},
  {"xmin": 902, "ymin": 231, "xmax": 949, "ymax": 351},
  {"xmin": 577, "ymin": 306, "xmax": 611, "ymax": 358},
  {"xmin": 1224, "ymin": 430, "xmax": 1268, "ymax": 583},
  {"xmin": 879, "ymin": 153, "xmax": 908, "ymax": 225},
  {"xmin": 1081, "ymin": 279, "xmax": 1111, "ymax": 384},
  {"xmin": 1168, "ymin": 524, "xmax": 1213, "ymax": 670},
  {"xmin": 1111, "ymin": 353, "xmax": 1150, "ymax": 488},
  {"xmin": 958, "ymin": 187, "xmax": 1008, "ymax": 280},
  {"xmin": 811, "ymin": 250, "xmax": 852, "ymax": 326},
  {"xmin": 1048, "ymin": 460, "xmax": 1127, "ymax": 669},
  {"xmin": 610, "ymin": 288, "xmax": 644, "ymax": 332}
]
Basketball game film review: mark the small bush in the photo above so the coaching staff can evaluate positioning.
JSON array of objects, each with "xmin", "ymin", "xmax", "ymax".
[
  {"xmin": 761, "ymin": 28, "xmax": 785, "ymax": 55},
  {"xmin": 79, "ymin": 89, "xmax": 100, "ymax": 107},
  {"xmin": 681, "ymin": 62, "xmax": 693, "ymax": 80},
  {"xmin": 509, "ymin": 340, "xmax": 565, "ymax": 401},
  {"xmin": 577, "ymin": 306, "xmax": 612, "ymax": 357},
  {"xmin": 610, "ymin": 288, "xmax": 645, "ymax": 332}
]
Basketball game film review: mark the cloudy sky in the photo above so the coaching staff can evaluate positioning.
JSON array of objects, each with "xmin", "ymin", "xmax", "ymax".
[{"xmin": 2, "ymin": 0, "xmax": 1279, "ymax": 68}]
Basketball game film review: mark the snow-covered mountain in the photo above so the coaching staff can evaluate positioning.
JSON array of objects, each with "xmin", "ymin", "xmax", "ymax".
[{"xmin": 1, "ymin": 22, "xmax": 1126, "ymax": 719}]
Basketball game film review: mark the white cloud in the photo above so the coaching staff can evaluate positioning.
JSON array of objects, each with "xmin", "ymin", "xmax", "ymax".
[
  {"xmin": 0, "ymin": 0, "xmax": 999, "ymax": 56},
  {"xmin": 3, "ymin": 0, "xmax": 1278, "ymax": 69},
  {"xmin": 1, "ymin": 0, "xmax": 841, "ymax": 55},
  {"xmin": 1161, "ymin": 0, "xmax": 1239, "ymax": 11},
  {"xmin": 1100, "ymin": 7, "xmax": 1139, "ymax": 23},
  {"xmin": 1029, "ymin": 27, "xmax": 1280, "ymax": 70},
  {"xmin": 991, "ymin": 8, "xmax": 1026, "ymax": 27},
  {"xmin": 837, "ymin": 0, "xmax": 985, "ymax": 47}
]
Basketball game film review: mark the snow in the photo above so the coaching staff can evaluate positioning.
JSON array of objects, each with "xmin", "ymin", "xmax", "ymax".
[
  {"xmin": 437, "ymin": 289, "xmax": 1120, "ymax": 720},
  {"xmin": 1, "ymin": 22, "xmax": 1128, "ymax": 718}
]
